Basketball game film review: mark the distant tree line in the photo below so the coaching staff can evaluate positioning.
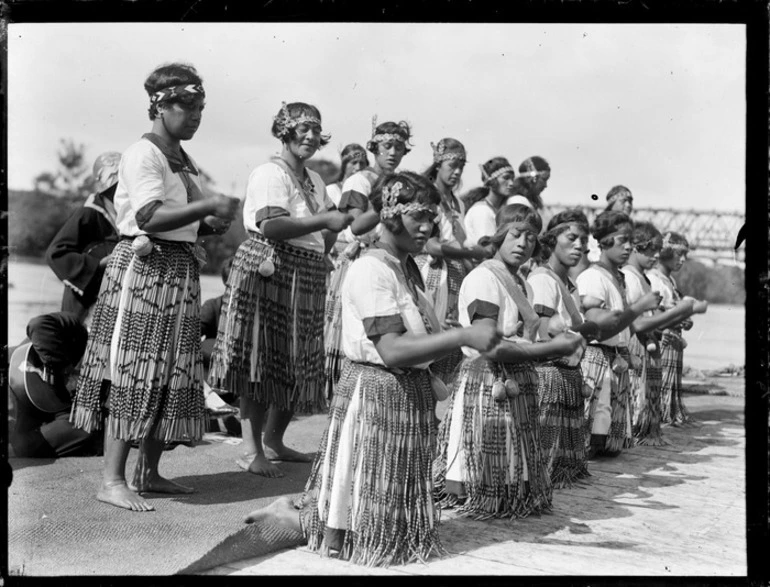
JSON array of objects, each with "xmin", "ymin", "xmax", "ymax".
[{"xmin": 6, "ymin": 139, "xmax": 745, "ymax": 305}]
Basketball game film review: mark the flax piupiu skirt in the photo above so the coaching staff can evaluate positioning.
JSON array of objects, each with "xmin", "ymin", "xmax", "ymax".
[{"xmin": 71, "ymin": 238, "xmax": 206, "ymax": 442}]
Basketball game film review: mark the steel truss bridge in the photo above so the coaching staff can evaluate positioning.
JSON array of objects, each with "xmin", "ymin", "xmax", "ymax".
[{"xmin": 544, "ymin": 205, "xmax": 746, "ymax": 268}]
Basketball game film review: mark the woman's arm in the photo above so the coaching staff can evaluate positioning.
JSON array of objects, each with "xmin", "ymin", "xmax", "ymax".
[
  {"xmin": 141, "ymin": 194, "xmax": 238, "ymax": 233},
  {"xmin": 582, "ymin": 290, "xmax": 661, "ymax": 341},
  {"xmin": 261, "ymin": 210, "xmax": 353, "ymax": 241},
  {"xmin": 349, "ymin": 208, "xmax": 380, "ymax": 236},
  {"xmin": 425, "ymin": 238, "xmax": 489, "ymax": 260},
  {"xmin": 632, "ymin": 299, "xmax": 694, "ymax": 334},
  {"xmin": 372, "ymin": 321, "xmax": 500, "ymax": 368}
]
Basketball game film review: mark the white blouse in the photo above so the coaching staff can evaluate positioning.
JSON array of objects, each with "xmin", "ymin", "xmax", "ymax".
[
  {"xmin": 242, "ymin": 161, "xmax": 333, "ymax": 253},
  {"xmin": 458, "ymin": 264, "xmax": 535, "ymax": 358},
  {"xmin": 463, "ymin": 200, "xmax": 497, "ymax": 248},
  {"xmin": 528, "ymin": 270, "xmax": 583, "ymax": 328},
  {"xmin": 115, "ymin": 138, "xmax": 202, "ymax": 242},
  {"xmin": 576, "ymin": 265, "xmax": 630, "ymax": 347},
  {"xmin": 341, "ymin": 249, "xmax": 438, "ymax": 369}
]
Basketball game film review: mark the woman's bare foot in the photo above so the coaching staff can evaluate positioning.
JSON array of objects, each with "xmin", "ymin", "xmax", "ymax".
[
  {"xmin": 245, "ymin": 453, "xmax": 285, "ymax": 478},
  {"xmin": 129, "ymin": 476, "xmax": 195, "ymax": 494},
  {"xmin": 97, "ymin": 481, "xmax": 155, "ymax": 511},
  {"xmin": 235, "ymin": 452, "xmax": 258, "ymax": 471},
  {"xmin": 244, "ymin": 495, "xmax": 301, "ymax": 532},
  {"xmin": 263, "ymin": 440, "xmax": 312, "ymax": 463}
]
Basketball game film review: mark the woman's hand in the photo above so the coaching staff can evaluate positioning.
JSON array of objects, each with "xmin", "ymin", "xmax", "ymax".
[
  {"xmin": 202, "ymin": 215, "xmax": 231, "ymax": 234},
  {"xmin": 550, "ymin": 331, "xmax": 585, "ymax": 356},
  {"xmin": 692, "ymin": 299, "xmax": 708, "ymax": 314},
  {"xmin": 210, "ymin": 194, "xmax": 240, "ymax": 221},
  {"xmin": 634, "ymin": 290, "xmax": 663, "ymax": 313},
  {"xmin": 462, "ymin": 322, "xmax": 502, "ymax": 353},
  {"xmin": 324, "ymin": 211, "xmax": 355, "ymax": 233}
]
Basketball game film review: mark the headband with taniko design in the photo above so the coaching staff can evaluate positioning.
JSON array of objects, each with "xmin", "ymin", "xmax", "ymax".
[
  {"xmin": 607, "ymin": 190, "xmax": 633, "ymax": 205},
  {"xmin": 431, "ymin": 140, "xmax": 466, "ymax": 164},
  {"xmin": 150, "ymin": 84, "xmax": 205, "ymax": 106},
  {"xmin": 379, "ymin": 181, "xmax": 436, "ymax": 220},
  {"xmin": 273, "ymin": 101, "xmax": 322, "ymax": 138},
  {"xmin": 661, "ymin": 232, "xmax": 689, "ymax": 252},
  {"xmin": 481, "ymin": 164, "xmax": 514, "ymax": 184}
]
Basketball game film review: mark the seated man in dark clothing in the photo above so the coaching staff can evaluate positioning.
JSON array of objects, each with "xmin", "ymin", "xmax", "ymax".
[
  {"xmin": 45, "ymin": 152, "xmax": 121, "ymax": 326},
  {"xmin": 8, "ymin": 312, "xmax": 103, "ymax": 458}
]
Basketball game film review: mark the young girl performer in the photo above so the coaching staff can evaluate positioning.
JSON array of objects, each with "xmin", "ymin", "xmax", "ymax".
[
  {"xmin": 326, "ymin": 143, "xmax": 368, "ymax": 207},
  {"xmin": 571, "ymin": 185, "xmax": 634, "ymax": 281},
  {"xmin": 208, "ymin": 101, "xmax": 353, "ymax": 478},
  {"xmin": 461, "ymin": 157, "xmax": 517, "ymax": 249},
  {"xmin": 621, "ymin": 222, "xmax": 699, "ymax": 445},
  {"xmin": 244, "ymin": 171, "xmax": 501, "ymax": 566},
  {"xmin": 71, "ymin": 63, "xmax": 239, "ymax": 511},
  {"xmin": 528, "ymin": 209, "xmax": 597, "ymax": 487},
  {"xmin": 506, "ymin": 155, "xmax": 551, "ymax": 212},
  {"xmin": 416, "ymin": 138, "xmax": 489, "ymax": 380},
  {"xmin": 647, "ymin": 231, "xmax": 708, "ymax": 426},
  {"xmin": 434, "ymin": 204, "xmax": 584, "ymax": 519},
  {"xmin": 324, "ymin": 119, "xmax": 412, "ymax": 398},
  {"xmin": 577, "ymin": 211, "xmax": 662, "ymax": 457}
]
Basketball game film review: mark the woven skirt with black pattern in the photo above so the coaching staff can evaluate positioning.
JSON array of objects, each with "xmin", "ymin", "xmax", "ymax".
[{"xmin": 71, "ymin": 239, "xmax": 205, "ymax": 443}]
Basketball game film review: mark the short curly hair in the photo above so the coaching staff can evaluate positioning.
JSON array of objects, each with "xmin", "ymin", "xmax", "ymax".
[
  {"xmin": 538, "ymin": 209, "xmax": 589, "ymax": 260},
  {"xmin": 270, "ymin": 102, "xmax": 330, "ymax": 148},
  {"xmin": 591, "ymin": 210, "xmax": 633, "ymax": 249},
  {"xmin": 369, "ymin": 171, "xmax": 440, "ymax": 235},
  {"xmin": 144, "ymin": 62, "xmax": 203, "ymax": 120},
  {"xmin": 367, "ymin": 121, "xmax": 412, "ymax": 154}
]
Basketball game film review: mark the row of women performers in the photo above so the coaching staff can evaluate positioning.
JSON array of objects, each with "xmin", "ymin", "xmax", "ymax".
[{"xmin": 247, "ymin": 123, "xmax": 708, "ymax": 563}]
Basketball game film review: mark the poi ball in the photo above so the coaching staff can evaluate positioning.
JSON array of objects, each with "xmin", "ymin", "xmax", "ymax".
[
  {"xmin": 646, "ymin": 342, "xmax": 657, "ymax": 353},
  {"xmin": 132, "ymin": 235, "xmax": 153, "ymax": 257},
  {"xmin": 547, "ymin": 315, "xmax": 567, "ymax": 337},
  {"xmin": 492, "ymin": 379, "xmax": 507, "ymax": 401},
  {"xmin": 582, "ymin": 384, "xmax": 593, "ymax": 398},
  {"xmin": 681, "ymin": 338, "xmax": 688, "ymax": 349},
  {"xmin": 258, "ymin": 258, "xmax": 275, "ymax": 277},
  {"xmin": 504, "ymin": 378, "xmax": 521, "ymax": 397}
]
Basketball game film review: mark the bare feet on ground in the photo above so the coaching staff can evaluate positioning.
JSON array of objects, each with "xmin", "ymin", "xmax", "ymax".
[
  {"xmin": 97, "ymin": 481, "xmax": 155, "ymax": 511},
  {"xmin": 129, "ymin": 476, "xmax": 195, "ymax": 494},
  {"xmin": 263, "ymin": 440, "xmax": 312, "ymax": 463},
  {"xmin": 244, "ymin": 495, "xmax": 302, "ymax": 533},
  {"xmin": 237, "ymin": 452, "xmax": 285, "ymax": 477}
]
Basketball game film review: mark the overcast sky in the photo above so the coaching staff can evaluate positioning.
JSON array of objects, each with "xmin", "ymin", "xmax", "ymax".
[{"xmin": 7, "ymin": 22, "xmax": 745, "ymax": 212}]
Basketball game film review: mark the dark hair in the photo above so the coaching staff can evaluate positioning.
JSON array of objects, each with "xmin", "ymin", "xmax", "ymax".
[
  {"xmin": 510, "ymin": 156, "xmax": 550, "ymax": 210},
  {"xmin": 366, "ymin": 121, "xmax": 413, "ymax": 154},
  {"xmin": 423, "ymin": 137, "xmax": 467, "ymax": 182},
  {"xmin": 460, "ymin": 156, "xmax": 513, "ymax": 209},
  {"xmin": 604, "ymin": 185, "xmax": 633, "ymax": 211},
  {"xmin": 271, "ymin": 102, "xmax": 331, "ymax": 148},
  {"xmin": 370, "ymin": 171, "xmax": 440, "ymax": 234},
  {"xmin": 592, "ymin": 210, "xmax": 633, "ymax": 249},
  {"xmin": 538, "ymin": 208, "xmax": 590, "ymax": 259},
  {"xmin": 221, "ymin": 256, "xmax": 234, "ymax": 284},
  {"xmin": 337, "ymin": 143, "xmax": 369, "ymax": 183},
  {"xmin": 630, "ymin": 221, "xmax": 662, "ymax": 253},
  {"xmin": 658, "ymin": 231, "xmax": 690, "ymax": 260},
  {"xmin": 477, "ymin": 203, "xmax": 543, "ymax": 257},
  {"xmin": 144, "ymin": 62, "xmax": 203, "ymax": 120}
]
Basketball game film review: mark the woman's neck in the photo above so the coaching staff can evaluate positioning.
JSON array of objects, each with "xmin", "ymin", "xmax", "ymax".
[
  {"xmin": 378, "ymin": 233, "xmax": 410, "ymax": 265},
  {"xmin": 280, "ymin": 145, "xmax": 305, "ymax": 176},
  {"xmin": 627, "ymin": 255, "xmax": 644, "ymax": 274},
  {"xmin": 494, "ymin": 251, "xmax": 520, "ymax": 275},
  {"xmin": 150, "ymin": 120, "xmax": 181, "ymax": 152},
  {"xmin": 486, "ymin": 190, "xmax": 504, "ymax": 210},
  {"xmin": 547, "ymin": 256, "xmax": 570, "ymax": 282},
  {"xmin": 598, "ymin": 252, "xmax": 621, "ymax": 274},
  {"xmin": 657, "ymin": 263, "xmax": 672, "ymax": 278},
  {"xmin": 435, "ymin": 178, "xmax": 452, "ymax": 198}
]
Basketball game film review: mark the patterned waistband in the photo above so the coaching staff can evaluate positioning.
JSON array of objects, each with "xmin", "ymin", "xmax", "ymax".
[
  {"xmin": 589, "ymin": 343, "xmax": 629, "ymax": 354},
  {"xmin": 247, "ymin": 230, "xmax": 325, "ymax": 262},
  {"xmin": 120, "ymin": 235, "xmax": 194, "ymax": 247},
  {"xmin": 350, "ymin": 360, "xmax": 428, "ymax": 376}
]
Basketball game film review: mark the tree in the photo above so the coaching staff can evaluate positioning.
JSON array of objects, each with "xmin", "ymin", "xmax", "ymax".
[{"xmin": 33, "ymin": 138, "xmax": 94, "ymax": 205}]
